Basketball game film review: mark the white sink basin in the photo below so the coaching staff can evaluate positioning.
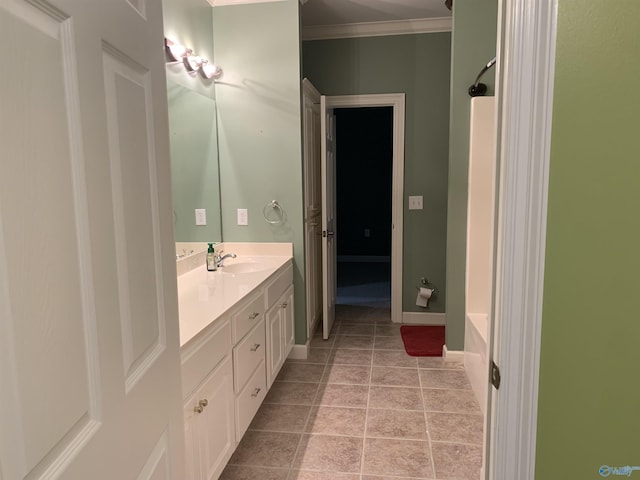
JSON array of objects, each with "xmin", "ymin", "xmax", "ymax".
[{"xmin": 220, "ymin": 261, "xmax": 274, "ymax": 274}]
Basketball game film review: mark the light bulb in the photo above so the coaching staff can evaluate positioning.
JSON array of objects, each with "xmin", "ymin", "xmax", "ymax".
[
  {"xmin": 200, "ymin": 61, "xmax": 223, "ymax": 80},
  {"xmin": 184, "ymin": 54, "xmax": 203, "ymax": 72},
  {"xmin": 165, "ymin": 38, "xmax": 190, "ymax": 62}
]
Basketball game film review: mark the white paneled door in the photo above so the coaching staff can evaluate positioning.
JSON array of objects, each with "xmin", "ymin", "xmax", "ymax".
[
  {"xmin": 0, "ymin": 0, "xmax": 185, "ymax": 479},
  {"xmin": 320, "ymin": 95, "xmax": 336, "ymax": 340}
]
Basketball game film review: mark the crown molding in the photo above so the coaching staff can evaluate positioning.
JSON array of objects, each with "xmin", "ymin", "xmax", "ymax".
[{"xmin": 301, "ymin": 17, "xmax": 452, "ymax": 41}]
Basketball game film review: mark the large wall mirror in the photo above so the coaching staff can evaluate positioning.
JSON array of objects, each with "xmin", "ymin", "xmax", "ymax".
[{"xmin": 167, "ymin": 79, "xmax": 222, "ymax": 243}]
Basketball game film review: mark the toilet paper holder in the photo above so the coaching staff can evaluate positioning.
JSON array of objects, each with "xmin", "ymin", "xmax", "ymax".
[{"xmin": 416, "ymin": 277, "xmax": 438, "ymax": 295}]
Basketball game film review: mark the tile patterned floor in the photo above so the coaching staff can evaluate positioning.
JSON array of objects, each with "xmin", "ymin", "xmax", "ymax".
[{"xmin": 220, "ymin": 305, "xmax": 483, "ymax": 480}]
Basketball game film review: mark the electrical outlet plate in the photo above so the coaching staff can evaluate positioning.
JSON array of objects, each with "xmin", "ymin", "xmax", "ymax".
[
  {"xmin": 195, "ymin": 208, "xmax": 207, "ymax": 225},
  {"xmin": 237, "ymin": 208, "xmax": 248, "ymax": 226},
  {"xmin": 408, "ymin": 195, "xmax": 423, "ymax": 210}
]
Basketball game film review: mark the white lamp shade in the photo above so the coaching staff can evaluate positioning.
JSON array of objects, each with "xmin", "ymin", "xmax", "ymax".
[
  {"xmin": 184, "ymin": 55, "xmax": 203, "ymax": 71},
  {"xmin": 201, "ymin": 62, "xmax": 223, "ymax": 80},
  {"xmin": 166, "ymin": 40, "xmax": 188, "ymax": 61}
]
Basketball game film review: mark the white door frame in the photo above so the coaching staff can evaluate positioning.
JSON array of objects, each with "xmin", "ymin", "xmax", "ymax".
[
  {"xmin": 323, "ymin": 94, "xmax": 405, "ymax": 323},
  {"xmin": 489, "ymin": 0, "xmax": 558, "ymax": 478}
]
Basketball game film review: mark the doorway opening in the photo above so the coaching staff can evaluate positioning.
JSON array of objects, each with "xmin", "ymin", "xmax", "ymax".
[
  {"xmin": 335, "ymin": 106, "xmax": 393, "ymax": 310},
  {"xmin": 318, "ymin": 93, "xmax": 405, "ymax": 337}
]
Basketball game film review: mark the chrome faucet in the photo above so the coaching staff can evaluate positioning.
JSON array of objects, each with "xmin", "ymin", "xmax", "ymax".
[{"xmin": 215, "ymin": 251, "xmax": 236, "ymax": 267}]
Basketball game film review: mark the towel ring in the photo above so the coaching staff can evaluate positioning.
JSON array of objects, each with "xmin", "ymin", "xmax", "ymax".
[{"xmin": 263, "ymin": 200, "xmax": 286, "ymax": 224}]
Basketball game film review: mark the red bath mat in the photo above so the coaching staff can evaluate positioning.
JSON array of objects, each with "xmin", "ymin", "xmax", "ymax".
[{"xmin": 400, "ymin": 325, "xmax": 445, "ymax": 357}]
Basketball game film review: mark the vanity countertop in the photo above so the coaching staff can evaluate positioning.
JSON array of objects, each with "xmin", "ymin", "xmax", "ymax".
[{"xmin": 177, "ymin": 242, "xmax": 293, "ymax": 347}]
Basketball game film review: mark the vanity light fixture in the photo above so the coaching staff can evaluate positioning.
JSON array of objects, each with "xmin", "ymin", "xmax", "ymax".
[
  {"xmin": 184, "ymin": 54, "xmax": 203, "ymax": 72},
  {"xmin": 200, "ymin": 60, "xmax": 223, "ymax": 80},
  {"xmin": 165, "ymin": 38, "xmax": 190, "ymax": 62},
  {"xmin": 164, "ymin": 37, "xmax": 223, "ymax": 82}
]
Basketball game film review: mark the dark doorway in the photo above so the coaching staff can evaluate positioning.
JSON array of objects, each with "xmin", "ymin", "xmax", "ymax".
[{"xmin": 335, "ymin": 106, "xmax": 393, "ymax": 308}]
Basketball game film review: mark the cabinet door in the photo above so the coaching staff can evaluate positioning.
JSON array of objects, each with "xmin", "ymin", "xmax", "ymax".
[
  {"xmin": 183, "ymin": 400, "xmax": 203, "ymax": 480},
  {"xmin": 201, "ymin": 356, "xmax": 235, "ymax": 480},
  {"xmin": 266, "ymin": 302, "xmax": 284, "ymax": 389},
  {"xmin": 187, "ymin": 356, "xmax": 235, "ymax": 480},
  {"xmin": 283, "ymin": 285, "xmax": 295, "ymax": 359}
]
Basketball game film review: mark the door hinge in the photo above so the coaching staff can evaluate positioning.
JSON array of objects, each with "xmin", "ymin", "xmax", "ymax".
[{"xmin": 491, "ymin": 360, "xmax": 501, "ymax": 390}]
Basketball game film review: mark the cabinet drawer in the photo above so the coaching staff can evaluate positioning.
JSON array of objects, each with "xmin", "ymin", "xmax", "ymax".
[
  {"xmin": 235, "ymin": 361, "xmax": 267, "ymax": 442},
  {"xmin": 265, "ymin": 263, "xmax": 293, "ymax": 308},
  {"xmin": 232, "ymin": 292, "xmax": 265, "ymax": 343},
  {"xmin": 233, "ymin": 318, "xmax": 266, "ymax": 393},
  {"xmin": 181, "ymin": 318, "xmax": 232, "ymax": 398}
]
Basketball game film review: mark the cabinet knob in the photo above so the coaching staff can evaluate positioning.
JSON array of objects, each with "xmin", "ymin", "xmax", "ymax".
[
  {"xmin": 249, "ymin": 312, "xmax": 260, "ymax": 320},
  {"xmin": 251, "ymin": 388, "xmax": 261, "ymax": 398},
  {"xmin": 250, "ymin": 343, "xmax": 261, "ymax": 352},
  {"xmin": 280, "ymin": 302, "xmax": 288, "ymax": 308},
  {"xmin": 194, "ymin": 399, "xmax": 208, "ymax": 413}
]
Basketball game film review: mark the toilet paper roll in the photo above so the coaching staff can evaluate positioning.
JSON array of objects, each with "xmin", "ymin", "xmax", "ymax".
[{"xmin": 416, "ymin": 287, "xmax": 433, "ymax": 307}]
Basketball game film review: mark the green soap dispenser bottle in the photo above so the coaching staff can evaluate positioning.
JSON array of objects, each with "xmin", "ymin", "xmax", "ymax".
[{"xmin": 206, "ymin": 243, "xmax": 216, "ymax": 271}]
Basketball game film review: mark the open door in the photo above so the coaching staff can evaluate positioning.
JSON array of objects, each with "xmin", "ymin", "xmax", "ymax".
[
  {"xmin": 321, "ymin": 95, "xmax": 337, "ymax": 340},
  {"xmin": 0, "ymin": 1, "xmax": 184, "ymax": 478}
]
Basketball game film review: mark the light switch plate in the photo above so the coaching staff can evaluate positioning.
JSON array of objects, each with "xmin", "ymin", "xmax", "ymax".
[
  {"xmin": 195, "ymin": 208, "xmax": 207, "ymax": 225},
  {"xmin": 408, "ymin": 195, "xmax": 423, "ymax": 210},
  {"xmin": 237, "ymin": 208, "xmax": 248, "ymax": 226}
]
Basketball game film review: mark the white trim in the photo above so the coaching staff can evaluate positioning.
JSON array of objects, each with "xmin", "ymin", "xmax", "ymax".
[
  {"xmin": 442, "ymin": 346, "xmax": 464, "ymax": 362},
  {"xmin": 488, "ymin": 1, "xmax": 558, "ymax": 479},
  {"xmin": 324, "ymin": 94, "xmax": 405, "ymax": 325},
  {"xmin": 301, "ymin": 17, "xmax": 452, "ymax": 41},
  {"xmin": 287, "ymin": 342, "xmax": 310, "ymax": 360},
  {"xmin": 401, "ymin": 311, "xmax": 445, "ymax": 326}
]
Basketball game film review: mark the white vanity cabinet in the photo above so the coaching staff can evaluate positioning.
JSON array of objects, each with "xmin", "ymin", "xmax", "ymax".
[
  {"xmin": 177, "ymin": 247, "xmax": 294, "ymax": 480},
  {"xmin": 181, "ymin": 318, "xmax": 235, "ymax": 480},
  {"xmin": 265, "ymin": 264, "xmax": 295, "ymax": 388}
]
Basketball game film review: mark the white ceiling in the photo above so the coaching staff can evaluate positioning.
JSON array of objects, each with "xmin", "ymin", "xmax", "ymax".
[{"xmin": 300, "ymin": 0, "xmax": 451, "ymax": 27}]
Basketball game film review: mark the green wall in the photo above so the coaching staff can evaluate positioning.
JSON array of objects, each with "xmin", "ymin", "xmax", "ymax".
[
  {"xmin": 303, "ymin": 33, "xmax": 451, "ymax": 314},
  {"xmin": 213, "ymin": 1, "xmax": 307, "ymax": 343},
  {"xmin": 446, "ymin": 0, "xmax": 497, "ymax": 349},
  {"xmin": 535, "ymin": 1, "xmax": 640, "ymax": 477}
]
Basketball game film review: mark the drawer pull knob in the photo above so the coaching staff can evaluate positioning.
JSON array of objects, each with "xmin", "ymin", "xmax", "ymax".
[
  {"xmin": 251, "ymin": 388, "xmax": 261, "ymax": 398},
  {"xmin": 280, "ymin": 302, "xmax": 288, "ymax": 308},
  {"xmin": 249, "ymin": 312, "xmax": 260, "ymax": 320},
  {"xmin": 194, "ymin": 399, "xmax": 208, "ymax": 413},
  {"xmin": 250, "ymin": 343, "xmax": 261, "ymax": 352}
]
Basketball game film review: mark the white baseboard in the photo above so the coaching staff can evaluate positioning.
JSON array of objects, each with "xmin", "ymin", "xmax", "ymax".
[
  {"xmin": 400, "ymin": 311, "xmax": 446, "ymax": 325},
  {"xmin": 443, "ymin": 345, "xmax": 465, "ymax": 362},
  {"xmin": 287, "ymin": 342, "xmax": 309, "ymax": 360}
]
